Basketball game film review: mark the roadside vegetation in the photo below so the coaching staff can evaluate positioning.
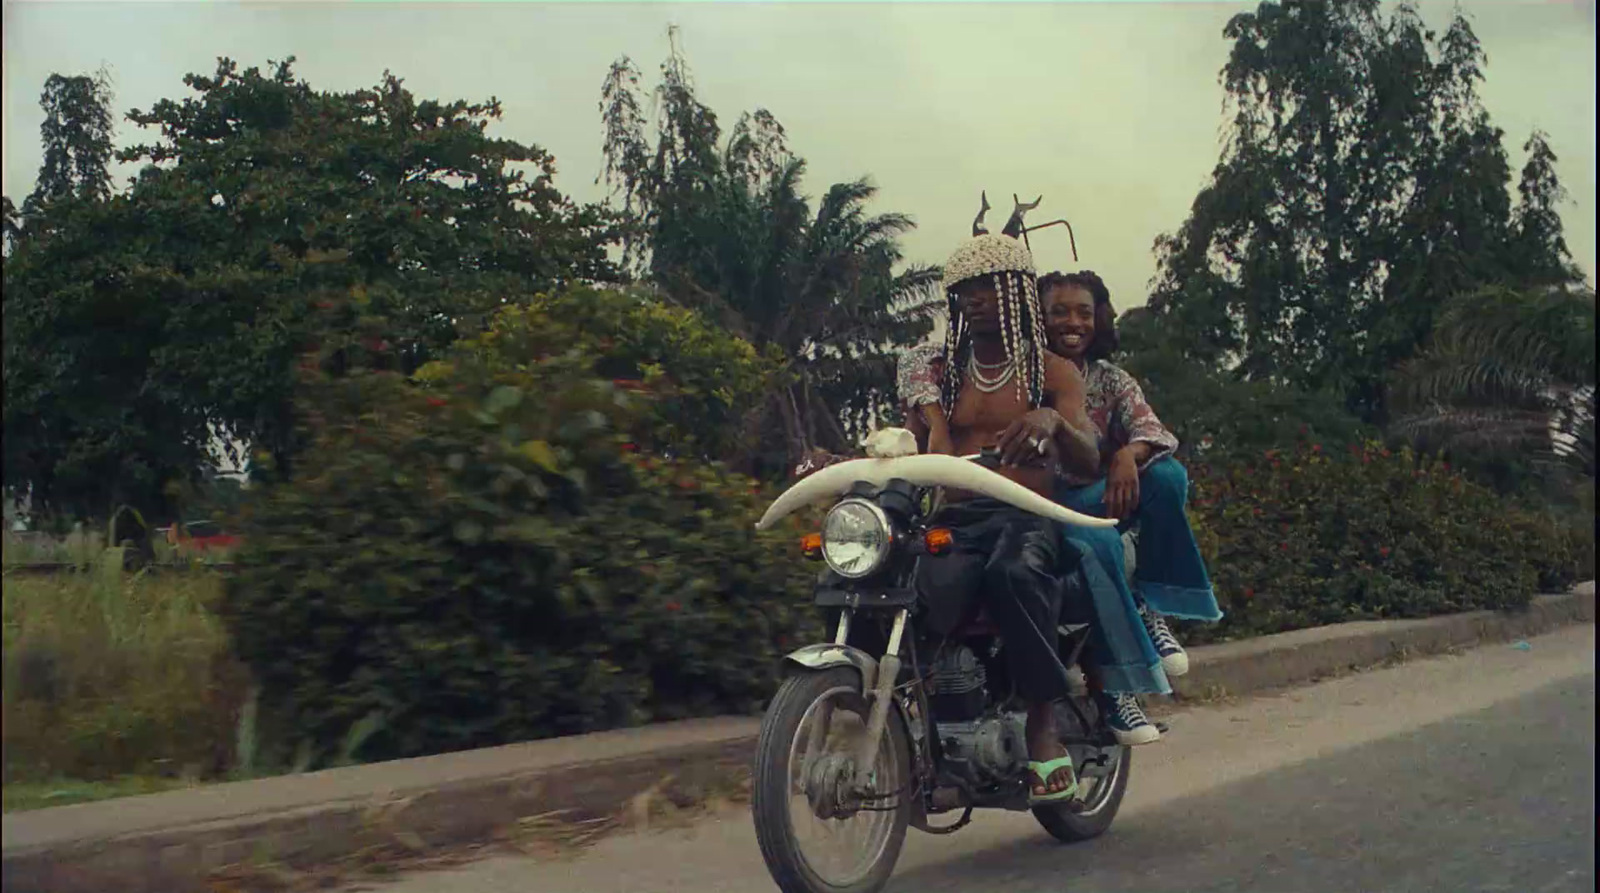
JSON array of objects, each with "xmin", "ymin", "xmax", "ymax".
[{"xmin": 4, "ymin": 2, "xmax": 1593, "ymax": 808}]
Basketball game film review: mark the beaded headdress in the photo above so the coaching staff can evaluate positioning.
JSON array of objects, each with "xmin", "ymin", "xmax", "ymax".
[{"xmin": 938, "ymin": 195, "xmax": 1048, "ymax": 413}]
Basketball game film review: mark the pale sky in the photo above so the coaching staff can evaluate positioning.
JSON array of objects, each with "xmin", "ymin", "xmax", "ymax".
[{"xmin": 4, "ymin": 0, "xmax": 1595, "ymax": 313}]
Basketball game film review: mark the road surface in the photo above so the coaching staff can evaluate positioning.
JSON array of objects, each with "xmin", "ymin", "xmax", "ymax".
[{"xmin": 363, "ymin": 624, "xmax": 1596, "ymax": 892}]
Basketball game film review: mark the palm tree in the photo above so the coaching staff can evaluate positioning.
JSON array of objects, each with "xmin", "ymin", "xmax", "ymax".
[
  {"xmin": 600, "ymin": 32, "xmax": 940, "ymax": 474},
  {"xmin": 1391, "ymin": 284, "xmax": 1596, "ymax": 482}
]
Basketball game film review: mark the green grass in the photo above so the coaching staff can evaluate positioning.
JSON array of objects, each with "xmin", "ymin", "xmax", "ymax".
[
  {"xmin": 2, "ymin": 775, "xmax": 204, "ymax": 812},
  {"xmin": 2, "ymin": 528, "xmax": 110, "ymax": 567},
  {"xmin": 3, "ymin": 528, "xmax": 238, "ymax": 568},
  {"xmin": 2, "ymin": 552, "xmax": 249, "ymax": 810}
]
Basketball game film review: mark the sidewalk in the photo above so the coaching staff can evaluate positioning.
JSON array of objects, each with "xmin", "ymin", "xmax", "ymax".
[{"xmin": 3, "ymin": 583, "xmax": 1593, "ymax": 893}]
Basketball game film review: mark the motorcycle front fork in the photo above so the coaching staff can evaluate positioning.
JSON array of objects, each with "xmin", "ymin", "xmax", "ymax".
[{"xmin": 848, "ymin": 608, "xmax": 909, "ymax": 789}]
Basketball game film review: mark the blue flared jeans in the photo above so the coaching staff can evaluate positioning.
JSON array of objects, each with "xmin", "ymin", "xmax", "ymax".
[{"xmin": 1057, "ymin": 457, "xmax": 1222, "ymax": 695}]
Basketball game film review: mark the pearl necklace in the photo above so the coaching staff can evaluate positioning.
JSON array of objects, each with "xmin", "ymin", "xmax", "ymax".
[{"xmin": 967, "ymin": 355, "xmax": 1016, "ymax": 393}]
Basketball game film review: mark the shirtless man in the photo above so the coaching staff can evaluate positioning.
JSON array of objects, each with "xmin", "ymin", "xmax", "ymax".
[{"xmin": 910, "ymin": 232, "xmax": 1101, "ymax": 804}]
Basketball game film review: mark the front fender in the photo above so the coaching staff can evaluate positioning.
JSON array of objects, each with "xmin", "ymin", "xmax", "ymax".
[
  {"xmin": 783, "ymin": 642, "xmax": 928, "ymax": 801},
  {"xmin": 783, "ymin": 643, "xmax": 880, "ymax": 691}
]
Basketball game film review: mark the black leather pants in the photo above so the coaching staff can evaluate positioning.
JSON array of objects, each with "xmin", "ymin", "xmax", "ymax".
[{"xmin": 915, "ymin": 498, "xmax": 1077, "ymax": 704}]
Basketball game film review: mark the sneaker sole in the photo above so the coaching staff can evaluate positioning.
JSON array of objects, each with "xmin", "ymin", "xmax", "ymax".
[
  {"xmin": 1161, "ymin": 651, "xmax": 1190, "ymax": 677},
  {"xmin": 1112, "ymin": 724, "xmax": 1161, "ymax": 746}
]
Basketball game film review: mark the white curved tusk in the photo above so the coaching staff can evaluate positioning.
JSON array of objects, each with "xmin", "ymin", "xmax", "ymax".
[{"xmin": 755, "ymin": 454, "xmax": 1117, "ymax": 531}]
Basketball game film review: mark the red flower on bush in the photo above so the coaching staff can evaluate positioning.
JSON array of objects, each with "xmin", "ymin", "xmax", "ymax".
[
  {"xmin": 1380, "ymin": 546, "xmax": 1392, "ymax": 558},
  {"xmin": 676, "ymin": 477, "xmax": 698, "ymax": 491},
  {"xmin": 1243, "ymin": 587, "xmax": 1255, "ymax": 600},
  {"xmin": 1279, "ymin": 542, "xmax": 1289, "ymax": 551},
  {"xmin": 425, "ymin": 397, "xmax": 448, "ymax": 408},
  {"xmin": 620, "ymin": 442, "xmax": 638, "ymax": 452},
  {"xmin": 1311, "ymin": 443, "xmax": 1322, "ymax": 453},
  {"xmin": 664, "ymin": 601, "xmax": 682, "ymax": 613}
]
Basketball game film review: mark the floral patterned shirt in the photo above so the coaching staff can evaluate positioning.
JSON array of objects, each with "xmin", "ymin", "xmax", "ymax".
[{"xmin": 1065, "ymin": 358, "xmax": 1179, "ymax": 486}]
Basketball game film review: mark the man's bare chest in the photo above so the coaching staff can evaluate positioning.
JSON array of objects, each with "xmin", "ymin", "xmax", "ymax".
[{"xmin": 949, "ymin": 381, "xmax": 1033, "ymax": 436}]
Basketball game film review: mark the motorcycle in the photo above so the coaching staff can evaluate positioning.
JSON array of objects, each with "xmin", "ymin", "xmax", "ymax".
[{"xmin": 750, "ymin": 431, "xmax": 1137, "ymax": 893}]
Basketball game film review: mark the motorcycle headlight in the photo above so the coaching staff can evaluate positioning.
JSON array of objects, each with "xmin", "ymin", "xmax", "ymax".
[{"xmin": 821, "ymin": 498, "xmax": 893, "ymax": 579}]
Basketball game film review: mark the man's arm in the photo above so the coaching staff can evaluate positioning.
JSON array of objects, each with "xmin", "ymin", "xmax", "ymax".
[
  {"xmin": 993, "ymin": 356, "xmax": 1099, "ymax": 473},
  {"xmin": 1118, "ymin": 441, "xmax": 1155, "ymax": 465},
  {"xmin": 1044, "ymin": 355, "xmax": 1101, "ymax": 477}
]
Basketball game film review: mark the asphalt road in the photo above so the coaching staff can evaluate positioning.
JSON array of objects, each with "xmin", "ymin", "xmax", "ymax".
[{"xmin": 365, "ymin": 624, "xmax": 1596, "ymax": 893}]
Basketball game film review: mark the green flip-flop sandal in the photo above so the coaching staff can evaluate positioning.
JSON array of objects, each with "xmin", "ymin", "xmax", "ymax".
[{"xmin": 1027, "ymin": 755, "xmax": 1079, "ymax": 805}]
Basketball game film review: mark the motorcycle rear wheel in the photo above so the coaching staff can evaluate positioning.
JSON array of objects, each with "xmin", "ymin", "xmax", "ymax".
[
  {"xmin": 752, "ymin": 667, "xmax": 913, "ymax": 893},
  {"xmin": 1032, "ymin": 698, "xmax": 1131, "ymax": 842}
]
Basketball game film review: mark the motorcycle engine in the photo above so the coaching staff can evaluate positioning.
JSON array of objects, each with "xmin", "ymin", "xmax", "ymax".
[
  {"xmin": 935, "ymin": 715, "xmax": 1028, "ymax": 786},
  {"xmin": 927, "ymin": 645, "xmax": 987, "ymax": 722},
  {"xmin": 928, "ymin": 646, "xmax": 1028, "ymax": 785}
]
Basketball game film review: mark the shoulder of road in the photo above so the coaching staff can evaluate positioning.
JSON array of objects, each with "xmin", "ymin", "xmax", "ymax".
[{"xmin": 3, "ymin": 582, "xmax": 1593, "ymax": 893}]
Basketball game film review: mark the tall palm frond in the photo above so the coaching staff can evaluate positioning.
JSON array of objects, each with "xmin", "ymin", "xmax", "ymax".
[{"xmin": 1391, "ymin": 284, "xmax": 1596, "ymax": 478}]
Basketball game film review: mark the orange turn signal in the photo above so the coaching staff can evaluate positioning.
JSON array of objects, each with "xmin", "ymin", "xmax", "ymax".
[
  {"xmin": 924, "ymin": 528, "xmax": 954, "ymax": 555},
  {"xmin": 800, "ymin": 532, "xmax": 823, "ymax": 558}
]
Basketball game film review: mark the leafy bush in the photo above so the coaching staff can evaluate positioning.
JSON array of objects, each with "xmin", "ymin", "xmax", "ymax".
[
  {"xmin": 225, "ymin": 307, "xmax": 818, "ymax": 768},
  {"xmin": 417, "ymin": 285, "xmax": 785, "ymax": 462},
  {"xmin": 1181, "ymin": 438, "xmax": 1579, "ymax": 644},
  {"xmin": 2, "ymin": 561, "xmax": 246, "ymax": 787}
]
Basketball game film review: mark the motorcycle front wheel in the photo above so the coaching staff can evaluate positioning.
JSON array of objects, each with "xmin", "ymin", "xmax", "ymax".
[{"xmin": 751, "ymin": 666, "xmax": 913, "ymax": 893}]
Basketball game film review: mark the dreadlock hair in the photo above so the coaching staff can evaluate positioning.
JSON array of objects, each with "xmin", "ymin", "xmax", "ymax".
[
  {"xmin": 1038, "ymin": 269, "xmax": 1119, "ymax": 362},
  {"xmin": 938, "ymin": 270, "xmax": 1049, "ymax": 416}
]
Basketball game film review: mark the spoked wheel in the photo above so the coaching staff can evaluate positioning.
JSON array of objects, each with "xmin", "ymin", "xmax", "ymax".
[
  {"xmin": 752, "ymin": 667, "xmax": 913, "ymax": 893},
  {"xmin": 1032, "ymin": 696, "xmax": 1132, "ymax": 842}
]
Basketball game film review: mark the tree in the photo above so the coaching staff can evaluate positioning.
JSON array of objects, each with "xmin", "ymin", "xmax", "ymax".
[
  {"xmin": 1509, "ymin": 131, "xmax": 1586, "ymax": 288},
  {"xmin": 1147, "ymin": 0, "xmax": 1581, "ymax": 424},
  {"xmin": 1117, "ymin": 306, "xmax": 1374, "ymax": 458},
  {"xmin": 28, "ymin": 69, "xmax": 117, "ymax": 209},
  {"xmin": 1391, "ymin": 284, "xmax": 1596, "ymax": 481},
  {"xmin": 3, "ymin": 58, "xmax": 617, "ymax": 524},
  {"xmin": 599, "ymin": 31, "xmax": 939, "ymax": 473}
]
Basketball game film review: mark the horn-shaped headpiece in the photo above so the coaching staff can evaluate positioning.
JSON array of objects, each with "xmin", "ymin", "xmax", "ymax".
[{"xmin": 1002, "ymin": 194, "xmax": 1043, "ymax": 240}]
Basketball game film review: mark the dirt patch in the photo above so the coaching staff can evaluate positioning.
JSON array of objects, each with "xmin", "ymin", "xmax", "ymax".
[{"xmin": 205, "ymin": 767, "xmax": 756, "ymax": 892}]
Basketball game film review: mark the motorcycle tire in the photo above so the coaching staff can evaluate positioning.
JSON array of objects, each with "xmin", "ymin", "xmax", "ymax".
[
  {"xmin": 1032, "ymin": 744, "xmax": 1131, "ymax": 843},
  {"xmin": 752, "ymin": 666, "xmax": 913, "ymax": 893}
]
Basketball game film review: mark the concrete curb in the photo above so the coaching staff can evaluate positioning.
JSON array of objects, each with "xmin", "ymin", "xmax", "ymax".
[
  {"xmin": 4, "ymin": 584, "xmax": 1593, "ymax": 893},
  {"xmin": 1165, "ymin": 582, "xmax": 1595, "ymax": 702}
]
